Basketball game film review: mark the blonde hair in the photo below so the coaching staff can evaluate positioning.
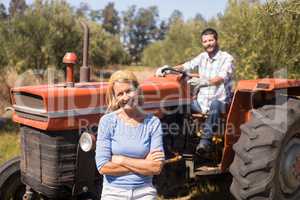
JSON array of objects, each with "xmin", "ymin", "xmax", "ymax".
[{"xmin": 106, "ymin": 70, "xmax": 143, "ymax": 112}]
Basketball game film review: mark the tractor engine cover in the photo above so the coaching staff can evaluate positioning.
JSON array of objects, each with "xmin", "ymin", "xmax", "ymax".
[{"xmin": 20, "ymin": 126, "xmax": 79, "ymax": 198}]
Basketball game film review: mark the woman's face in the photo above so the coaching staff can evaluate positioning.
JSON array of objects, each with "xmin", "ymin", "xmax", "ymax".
[{"xmin": 113, "ymin": 81, "xmax": 139, "ymax": 110}]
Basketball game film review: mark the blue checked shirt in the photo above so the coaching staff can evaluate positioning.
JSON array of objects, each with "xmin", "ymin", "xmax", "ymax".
[{"xmin": 183, "ymin": 50, "xmax": 235, "ymax": 113}]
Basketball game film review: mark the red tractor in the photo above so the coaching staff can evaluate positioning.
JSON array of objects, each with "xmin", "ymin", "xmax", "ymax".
[{"xmin": 0, "ymin": 22, "xmax": 300, "ymax": 200}]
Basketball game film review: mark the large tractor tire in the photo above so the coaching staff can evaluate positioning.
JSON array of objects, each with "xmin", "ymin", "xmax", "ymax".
[
  {"xmin": 230, "ymin": 99, "xmax": 300, "ymax": 200},
  {"xmin": 0, "ymin": 156, "xmax": 25, "ymax": 200}
]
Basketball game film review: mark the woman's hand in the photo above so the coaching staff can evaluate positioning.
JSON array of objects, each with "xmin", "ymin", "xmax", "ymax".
[
  {"xmin": 112, "ymin": 151, "xmax": 164, "ymax": 164},
  {"xmin": 146, "ymin": 150, "xmax": 165, "ymax": 161},
  {"xmin": 110, "ymin": 151, "xmax": 164, "ymax": 176}
]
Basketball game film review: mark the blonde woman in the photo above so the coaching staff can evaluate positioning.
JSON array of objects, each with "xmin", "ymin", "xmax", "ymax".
[{"xmin": 95, "ymin": 70, "xmax": 165, "ymax": 200}]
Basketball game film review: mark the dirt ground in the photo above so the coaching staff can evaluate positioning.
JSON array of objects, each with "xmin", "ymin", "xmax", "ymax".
[
  {"xmin": 92, "ymin": 66, "xmax": 156, "ymax": 81},
  {"xmin": 133, "ymin": 68, "xmax": 156, "ymax": 82}
]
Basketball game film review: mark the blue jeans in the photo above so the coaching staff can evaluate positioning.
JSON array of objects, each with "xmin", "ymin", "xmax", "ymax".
[{"xmin": 192, "ymin": 99, "xmax": 226, "ymax": 140}]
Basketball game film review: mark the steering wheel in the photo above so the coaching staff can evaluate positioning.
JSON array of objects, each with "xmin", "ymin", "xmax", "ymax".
[{"xmin": 161, "ymin": 67, "xmax": 190, "ymax": 78}]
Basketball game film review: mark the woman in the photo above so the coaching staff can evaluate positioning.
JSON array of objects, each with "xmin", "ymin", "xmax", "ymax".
[{"xmin": 95, "ymin": 70, "xmax": 165, "ymax": 200}]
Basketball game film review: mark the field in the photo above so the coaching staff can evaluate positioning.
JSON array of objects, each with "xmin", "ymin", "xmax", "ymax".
[{"xmin": 0, "ymin": 121, "xmax": 20, "ymax": 165}]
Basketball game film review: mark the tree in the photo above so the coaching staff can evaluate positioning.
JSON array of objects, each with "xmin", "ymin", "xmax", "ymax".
[
  {"xmin": 89, "ymin": 22, "xmax": 130, "ymax": 67},
  {"xmin": 0, "ymin": 3, "xmax": 7, "ymax": 20},
  {"xmin": 89, "ymin": 9, "xmax": 102, "ymax": 22},
  {"xmin": 156, "ymin": 20, "xmax": 168, "ymax": 40},
  {"xmin": 0, "ymin": 23, "xmax": 8, "ymax": 69},
  {"xmin": 218, "ymin": 0, "xmax": 300, "ymax": 79},
  {"xmin": 9, "ymin": 0, "xmax": 27, "ymax": 16},
  {"xmin": 0, "ymin": 0, "xmax": 129, "ymax": 72},
  {"xmin": 168, "ymin": 9, "xmax": 184, "ymax": 25},
  {"xmin": 76, "ymin": 2, "xmax": 89, "ymax": 17},
  {"xmin": 194, "ymin": 13, "xmax": 206, "ymax": 23},
  {"xmin": 142, "ymin": 20, "xmax": 205, "ymax": 67},
  {"xmin": 122, "ymin": 5, "xmax": 136, "ymax": 46},
  {"xmin": 101, "ymin": 2, "xmax": 120, "ymax": 35},
  {"xmin": 1, "ymin": 0, "xmax": 82, "ymax": 72},
  {"xmin": 122, "ymin": 6, "xmax": 160, "ymax": 62}
]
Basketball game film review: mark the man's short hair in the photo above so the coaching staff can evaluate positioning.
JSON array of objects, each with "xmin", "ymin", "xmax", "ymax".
[{"xmin": 201, "ymin": 28, "xmax": 218, "ymax": 40}]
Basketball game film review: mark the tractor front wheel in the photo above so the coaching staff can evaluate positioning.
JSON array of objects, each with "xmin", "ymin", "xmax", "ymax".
[
  {"xmin": 0, "ymin": 156, "xmax": 26, "ymax": 200},
  {"xmin": 230, "ymin": 99, "xmax": 300, "ymax": 200}
]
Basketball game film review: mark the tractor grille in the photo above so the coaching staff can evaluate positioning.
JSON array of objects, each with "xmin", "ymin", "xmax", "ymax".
[
  {"xmin": 14, "ymin": 92, "xmax": 44, "ymax": 110},
  {"xmin": 13, "ymin": 92, "xmax": 48, "ymax": 121},
  {"xmin": 20, "ymin": 126, "xmax": 79, "ymax": 198}
]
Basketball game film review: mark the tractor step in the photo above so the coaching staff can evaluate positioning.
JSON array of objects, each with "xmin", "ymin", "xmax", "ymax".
[
  {"xmin": 194, "ymin": 164, "xmax": 222, "ymax": 176},
  {"xmin": 184, "ymin": 155, "xmax": 224, "ymax": 178},
  {"xmin": 191, "ymin": 113, "xmax": 208, "ymax": 119}
]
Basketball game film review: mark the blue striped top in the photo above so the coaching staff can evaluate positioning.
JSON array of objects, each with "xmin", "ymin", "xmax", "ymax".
[{"xmin": 95, "ymin": 111, "xmax": 164, "ymax": 189}]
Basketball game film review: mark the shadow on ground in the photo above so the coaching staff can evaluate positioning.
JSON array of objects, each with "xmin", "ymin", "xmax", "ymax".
[{"xmin": 154, "ymin": 161, "xmax": 235, "ymax": 200}]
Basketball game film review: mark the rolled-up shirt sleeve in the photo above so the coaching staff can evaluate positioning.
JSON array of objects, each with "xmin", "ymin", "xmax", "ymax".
[
  {"xmin": 150, "ymin": 117, "xmax": 165, "ymax": 161},
  {"xmin": 95, "ymin": 115, "xmax": 112, "ymax": 171}
]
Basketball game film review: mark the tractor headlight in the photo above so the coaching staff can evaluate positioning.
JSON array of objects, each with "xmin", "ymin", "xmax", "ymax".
[{"xmin": 79, "ymin": 132, "xmax": 95, "ymax": 152}]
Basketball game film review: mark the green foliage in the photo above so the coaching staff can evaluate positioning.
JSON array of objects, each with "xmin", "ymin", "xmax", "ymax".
[
  {"xmin": 76, "ymin": 2, "xmax": 90, "ymax": 17},
  {"xmin": 142, "ymin": 20, "xmax": 205, "ymax": 67},
  {"xmin": 0, "ymin": 1, "xmax": 81, "ymax": 72},
  {"xmin": 0, "ymin": 22, "xmax": 8, "ymax": 70},
  {"xmin": 168, "ymin": 9, "xmax": 184, "ymax": 25},
  {"xmin": 260, "ymin": 0, "xmax": 300, "ymax": 78},
  {"xmin": 143, "ymin": 0, "xmax": 300, "ymax": 79},
  {"xmin": 218, "ymin": 0, "xmax": 300, "ymax": 79},
  {"xmin": 101, "ymin": 2, "xmax": 121, "ymax": 35},
  {"xmin": 89, "ymin": 9, "xmax": 102, "ymax": 22},
  {"xmin": 0, "ymin": 3, "xmax": 7, "ymax": 20},
  {"xmin": 221, "ymin": 0, "xmax": 300, "ymax": 79},
  {"xmin": 0, "ymin": 0, "xmax": 128, "ymax": 72},
  {"xmin": 0, "ymin": 130, "xmax": 20, "ymax": 165},
  {"xmin": 89, "ymin": 21, "xmax": 130, "ymax": 67},
  {"xmin": 9, "ymin": 0, "xmax": 27, "ymax": 16},
  {"xmin": 122, "ymin": 6, "xmax": 160, "ymax": 62},
  {"xmin": 0, "ymin": 0, "xmax": 299, "ymax": 79},
  {"xmin": 218, "ymin": 0, "xmax": 261, "ymax": 79}
]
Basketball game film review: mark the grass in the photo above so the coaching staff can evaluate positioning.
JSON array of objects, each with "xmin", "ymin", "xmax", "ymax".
[
  {"xmin": 0, "ymin": 130, "xmax": 20, "ymax": 165},
  {"xmin": 157, "ymin": 176, "xmax": 234, "ymax": 200},
  {"xmin": 0, "ymin": 119, "xmax": 20, "ymax": 165}
]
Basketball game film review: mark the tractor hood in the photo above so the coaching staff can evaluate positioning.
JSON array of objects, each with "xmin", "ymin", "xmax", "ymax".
[{"xmin": 11, "ymin": 75, "xmax": 190, "ymax": 131}]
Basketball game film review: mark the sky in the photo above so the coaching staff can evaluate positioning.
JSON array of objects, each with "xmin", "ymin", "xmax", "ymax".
[{"xmin": 1, "ymin": 0, "xmax": 228, "ymax": 20}]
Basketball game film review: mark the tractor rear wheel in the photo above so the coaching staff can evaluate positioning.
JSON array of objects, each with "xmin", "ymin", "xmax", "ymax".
[
  {"xmin": 0, "ymin": 156, "xmax": 26, "ymax": 200},
  {"xmin": 230, "ymin": 99, "xmax": 300, "ymax": 200}
]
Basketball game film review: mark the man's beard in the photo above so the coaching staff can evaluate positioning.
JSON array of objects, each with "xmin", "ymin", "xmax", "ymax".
[{"xmin": 204, "ymin": 44, "xmax": 218, "ymax": 52}]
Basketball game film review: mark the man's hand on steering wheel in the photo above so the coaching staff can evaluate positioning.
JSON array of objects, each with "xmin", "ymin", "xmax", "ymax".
[
  {"xmin": 155, "ymin": 65, "xmax": 188, "ymax": 77},
  {"xmin": 155, "ymin": 65, "xmax": 170, "ymax": 77}
]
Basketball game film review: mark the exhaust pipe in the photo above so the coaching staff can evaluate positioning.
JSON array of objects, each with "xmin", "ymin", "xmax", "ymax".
[{"xmin": 79, "ymin": 21, "xmax": 90, "ymax": 82}]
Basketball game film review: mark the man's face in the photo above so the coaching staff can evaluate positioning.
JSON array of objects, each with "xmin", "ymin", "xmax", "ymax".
[{"xmin": 201, "ymin": 34, "xmax": 218, "ymax": 54}]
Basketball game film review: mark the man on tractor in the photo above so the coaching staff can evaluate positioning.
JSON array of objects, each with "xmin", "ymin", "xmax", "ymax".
[{"xmin": 156, "ymin": 28, "xmax": 235, "ymax": 154}]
